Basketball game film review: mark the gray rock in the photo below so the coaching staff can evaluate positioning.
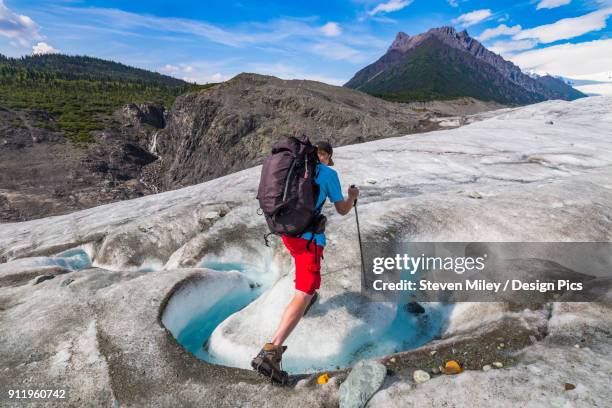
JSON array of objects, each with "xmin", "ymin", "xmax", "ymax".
[
  {"xmin": 0, "ymin": 103, "xmax": 159, "ymax": 223},
  {"xmin": 203, "ymin": 211, "xmax": 220, "ymax": 220},
  {"xmin": 413, "ymin": 370, "xmax": 431, "ymax": 384},
  {"xmin": 33, "ymin": 275, "xmax": 55, "ymax": 285},
  {"xmin": 339, "ymin": 359, "xmax": 387, "ymax": 408},
  {"xmin": 120, "ymin": 103, "xmax": 166, "ymax": 129}
]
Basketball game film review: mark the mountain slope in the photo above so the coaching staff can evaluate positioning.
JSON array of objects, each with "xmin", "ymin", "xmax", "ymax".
[
  {"xmin": 345, "ymin": 27, "xmax": 587, "ymax": 104},
  {"xmin": 154, "ymin": 73, "xmax": 502, "ymax": 189},
  {"xmin": 0, "ymin": 54, "xmax": 187, "ymax": 86},
  {"xmin": 0, "ymin": 54, "xmax": 205, "ymax": 142},
  {"xmin": 535, "ymin": 75, "xmax": 587, "ymax": 100},
  {"xmin": 345, "ymin": 35, "xmax": 543, "ymax": 104}
]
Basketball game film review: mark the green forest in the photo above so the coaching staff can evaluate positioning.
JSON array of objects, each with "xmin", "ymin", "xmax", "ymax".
[{"xmin": 0, "ymin": 54, "xmax": 212, "ymax": 142}]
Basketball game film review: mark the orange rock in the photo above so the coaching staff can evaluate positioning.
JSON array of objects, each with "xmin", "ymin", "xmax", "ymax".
[
  {"xmin": 317, "ymin": 373, "xmax": 330, "ymax": 385},
  {"xmin": 444, "ymin": 360, "xmax": 463, "ymax": 374}
]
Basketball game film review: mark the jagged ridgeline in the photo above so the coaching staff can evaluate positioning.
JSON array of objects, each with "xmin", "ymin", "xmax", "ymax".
[
  {"xmin": 0, "ymin": 54, "xmax": 209, "ymax": 142},
  {"xmin": 344, "ymin": 27, "xmax": 586, "ymax": 104}
]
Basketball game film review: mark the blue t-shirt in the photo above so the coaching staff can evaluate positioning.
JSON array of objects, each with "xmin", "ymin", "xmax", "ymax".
[{"xmin": 300, "ymin": 163, "xmax": 344, "ymax": 247}]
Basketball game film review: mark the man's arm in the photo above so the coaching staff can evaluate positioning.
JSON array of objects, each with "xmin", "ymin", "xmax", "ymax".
[{"xmin": 334, "ymin": 186, "xmax": 359, "ymax": 215}]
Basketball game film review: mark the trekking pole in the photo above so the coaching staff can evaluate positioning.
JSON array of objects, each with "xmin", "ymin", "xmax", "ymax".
[{"xmin": 350, "ymin": 185, "xmax": 366, "ymax": 287}]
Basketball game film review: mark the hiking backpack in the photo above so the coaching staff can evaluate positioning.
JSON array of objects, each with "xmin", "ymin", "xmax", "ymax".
[{"xmin": 257, "ymin": 135, "xmax": 326, "ymax": 244}]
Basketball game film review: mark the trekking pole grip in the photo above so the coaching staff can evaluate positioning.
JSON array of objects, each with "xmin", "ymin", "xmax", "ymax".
[{"xmin": 350, "ymin": 184, "xmax": 357, "ymax": 205}]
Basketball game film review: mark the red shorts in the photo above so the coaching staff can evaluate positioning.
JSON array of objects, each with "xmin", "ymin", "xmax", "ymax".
[{"xmin": 281, "ymin": 235, "xmax": 324, "ymax": 295}]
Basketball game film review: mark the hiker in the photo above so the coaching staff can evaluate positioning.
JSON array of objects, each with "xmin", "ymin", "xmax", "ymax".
[{"xmin": 252, "ymin": 138, "xmax": 359, "ymax": 383}]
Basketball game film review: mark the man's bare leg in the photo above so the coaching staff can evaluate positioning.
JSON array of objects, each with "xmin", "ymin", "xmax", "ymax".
[{"xmin": 271, "ymin": 290, "xmax": 313, "ymax": 346}]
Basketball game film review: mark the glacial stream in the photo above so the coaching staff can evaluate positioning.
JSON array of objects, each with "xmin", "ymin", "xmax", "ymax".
[
  {"xmin": 162, "ymin": 258, "xmax": 450, "ymax": 374},
  {"xmin": 20, "ymin": 245, "xmax": 451, "ymax": 374}
]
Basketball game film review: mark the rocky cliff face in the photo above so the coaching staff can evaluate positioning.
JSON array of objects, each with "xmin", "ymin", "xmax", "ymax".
[
  {"xmin": 0, "ymin": 103, "xmax": 164, "ymax": 222},
  {"xmin": 346, "ymin": 26, "xmax": 586, "ymax": 103},
  {"xmin": 154, "ymin": 73, "xmax": 501, "ymax": 189}
]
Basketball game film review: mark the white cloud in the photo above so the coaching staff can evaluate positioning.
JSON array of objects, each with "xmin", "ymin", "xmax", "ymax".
[
  {"xmin": 320, "ymin": 22, "xmax": 341, "ymax": 37},
  {"xmin": 157, "ymin": 58, "xmax": 241, "ymax": 84},
  {"xmin": 0, "ymin": 0, "xmax": 42, "ymax": 47},
  {"xmin": 510, "ymin": 38, "xmax": 612, "ymax": 81},
  {"xmin": 514, "ymin": 7, "xmax": 612, "ymax": 43},
  {"xmin": 51, "ymin": 5, "xmax": 383, "ymax": 60},
  {"xmin": 567, "ymin": 71, "xmax": 612, "ymax": 96},
  {"xmin": 573, "ymin": 82, "xmax": 612, "ymax": 96},
  {"xmin": 482, "ymin": 7, "xmax": 612, "ymax": 58},
  {"xmin": 160, "ymin": 64, "xmax": 179, "ymax": 74},
  {"xmin": 32, "ymin": 42, "xmax": 58, "ymax": 55},
  {"xmin": 181, "ymin": 72, "xmax": 229, "ymax": 83},
  {"xmin": 311, "ymin": 42, "xmax": 366, "ymax": 63},
  {"xmin": 536, "ymin": 0, "xmax": 572, "ymax": 10},
  {"xmin": 369, "ymin": 0, "xmax": 413, "ymax": 16},
  {"xmin": 41, "ymin": 5, "xmax": 389, "ymax": 81},
  {"xmin": 489, "ymin": 39, "xmax": 538, "ymax": 55},
  {"xmin": 452, "ymin": 9, "xmax": 492, "ymax": 28},
  {"xmin": 160, "ymin": 63, "xmax": 195, "ymax": 75},
  {"xmin": 55, "ymin": 6, "xmax": 319, "ymax": 48},
  {"xmin": 210, "ymin": 73, "xmax": 225, "ymax": 82},
  {"xmin": 498, "ymin": 14, "xmax": 510, "ymax": 22},
  {"xmin": 478, "ymin": 24, "xmax": 522, "ymax": 41},
  {"xmin": 447, "ymin": 0, "xmax": 459, "ymax": 7}
]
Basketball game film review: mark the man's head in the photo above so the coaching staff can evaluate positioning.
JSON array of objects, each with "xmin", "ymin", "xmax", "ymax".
[{"xmin": 316, "ymin": 141, "xmax": 334, "ymax": 166}]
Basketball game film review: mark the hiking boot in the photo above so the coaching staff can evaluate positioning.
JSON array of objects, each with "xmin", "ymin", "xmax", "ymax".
[
  {"xmin": 251, "ymin": 343, "xmax": 289, "ymax": 385},
  {"xmin": 303, "ymin": 291, "xmax": 318, "ymax": 317}
]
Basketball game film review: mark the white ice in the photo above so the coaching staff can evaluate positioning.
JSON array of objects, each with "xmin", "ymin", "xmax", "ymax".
[
  {"xmin": 161, "ymin": 270, "xmax": 255, "ymax": 337},
  {"xmin": 0, "ymin": 247, "xmax": 91, "ymax": 274}
]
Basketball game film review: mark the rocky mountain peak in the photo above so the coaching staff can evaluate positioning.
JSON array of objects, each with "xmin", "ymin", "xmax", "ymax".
[
  {"xmin": 344, "ymin": 25, "xmax": 586, "ymax": 104},
  {"xmin": 428, "ymin": 26, "xmax": 479, "ymax": 51},
  {"xmin": 388, "ymin": 31, "xmax": 411, "ymax": 52},
  {"xmin": 421, "ymin": 26, "xmax": 531, "ymax": 87},
  {"xmin": 388, "ymin": 26, "xmax": 476, "ymax": 54},
  {"xmin": 430, "ymin": 26, "xmax": 460, "ymax": 38}
]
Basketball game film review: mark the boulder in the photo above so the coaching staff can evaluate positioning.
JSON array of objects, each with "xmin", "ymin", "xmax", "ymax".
[
  {"xmin": 339, "ymin": 359, "xmax": 387, "ymax": 408},
  {"xmin": 413, "ymin": 369, "xmax": 431, "ymax": 383}
]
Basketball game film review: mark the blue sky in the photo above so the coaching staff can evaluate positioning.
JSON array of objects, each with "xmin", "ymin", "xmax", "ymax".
[{"xmin": 1, "ymin": 0, "xmax": 611, "ymax": 94}]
